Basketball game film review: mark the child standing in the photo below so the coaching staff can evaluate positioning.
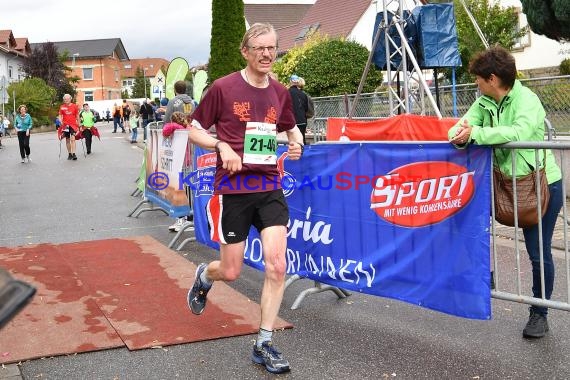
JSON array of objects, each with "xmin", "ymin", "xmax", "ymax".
[
  {"xmin": 162, "ymin": 111, "xmax": 190, "ymax": 138},
  {"xmin": 130, "ymin": 110, "xmax": 140, "ymax": 143}
]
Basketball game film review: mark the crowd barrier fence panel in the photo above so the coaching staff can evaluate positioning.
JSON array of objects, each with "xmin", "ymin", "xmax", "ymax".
[{"xmin": 489, "ymin": 141, "xmax": 570, "ymax": 312}]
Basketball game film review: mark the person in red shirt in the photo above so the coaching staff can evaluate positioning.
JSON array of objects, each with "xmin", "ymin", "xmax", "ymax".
[{"xmin": 58, "ymin": 94, "xmax": 80, "ymax": 160}]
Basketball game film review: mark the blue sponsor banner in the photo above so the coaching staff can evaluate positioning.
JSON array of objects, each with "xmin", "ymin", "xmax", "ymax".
[{"xmin": 191, "ymin": 143, "xmax": 492, "ymax": 320}]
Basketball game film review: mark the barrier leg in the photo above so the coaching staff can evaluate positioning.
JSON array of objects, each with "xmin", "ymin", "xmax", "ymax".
[
  {"xmin": 290, "ymin": 281, "xmax": 350, "ymax": 310},
  {"xmin": 176, "ymin": 237, "xmax": 197, "ymax": 251},
  {"xmin": 284, "ymin": 274, "xmax": 302, "ymax": 290},
  {"xmin": 132, "ymin": 205, "xmax": 168, "ymax": 218},
  {"xmin": 127, "ymin": 199, "xmax": 150, "ymax": 217},
  {"xmin": 167, "ymin": 221, "xmax": 194, "ymax": 249}
]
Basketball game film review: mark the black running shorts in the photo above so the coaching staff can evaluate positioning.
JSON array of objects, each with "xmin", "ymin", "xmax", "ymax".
[{"xmin": 206, "ymin": 189, "xmax": 289, "ymax": 244}]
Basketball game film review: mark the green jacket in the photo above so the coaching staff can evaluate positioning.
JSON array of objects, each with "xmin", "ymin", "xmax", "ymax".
[{"xmin": 448, "ymin": 80, "xmax": 561, "ymax": 184}]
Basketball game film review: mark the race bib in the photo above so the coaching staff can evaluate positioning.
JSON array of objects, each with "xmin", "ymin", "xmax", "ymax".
[{"xmin": 243, "ymin": 122, "xmax": 277, "ymax": 165}]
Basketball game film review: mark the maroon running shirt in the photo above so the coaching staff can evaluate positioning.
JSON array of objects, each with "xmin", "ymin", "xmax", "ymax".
[{"xmin": 191, "ymin": 72, "xmax": 296, "ymax": 194}]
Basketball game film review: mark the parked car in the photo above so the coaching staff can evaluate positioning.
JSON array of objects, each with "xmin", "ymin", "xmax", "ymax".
[{"xmin": 91, "ymin": 110, "xmax": 101, "ymax": 122}]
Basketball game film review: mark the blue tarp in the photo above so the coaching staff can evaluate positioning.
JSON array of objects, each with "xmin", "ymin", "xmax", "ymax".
[
  {"xmin": 412, "ymin": 3, "xmax": 462, "ymax": 68},
  {"xmin": 372, "ymin": 3, "xmax": 461, "ymax": 70}
]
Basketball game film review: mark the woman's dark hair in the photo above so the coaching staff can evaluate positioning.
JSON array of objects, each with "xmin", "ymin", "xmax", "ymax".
[{"xmin": 468, "ymin": 45, "xmax": 517, "ymax": 89}]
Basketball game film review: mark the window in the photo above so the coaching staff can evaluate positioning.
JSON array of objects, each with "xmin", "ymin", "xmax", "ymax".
[
  {"xmin": 85, "ymin": 91, "xmax": 94, "ymax": 102},
  {"xmin": 124, "ymin": 64, "xmax": 132, "ymax": 69},
  {"xmin": 513, "ymin": 9, "xmax": 530, "ymax": 51},
  {"xmin": 82, "ymin": 67, "xmax": 93, "ymax": 80},
  {"xmin": 8, "ymin": 66, "xmax": 13, "ymax": 79},
  {"xmin": 122, "ymin": 79, "xmax": 133, "ymax": 86},
  {"xmin": 295, "ymin": 23, "xmax": 320, "ymax": 41},
  {"xmin": 114, "ymin": 69, "xmax": 119, "ymax": 82}
]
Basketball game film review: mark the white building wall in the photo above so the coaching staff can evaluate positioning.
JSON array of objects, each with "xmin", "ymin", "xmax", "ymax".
[
  {"xmin": 501, "ymin": 0, "xmax": 570, "ymax": 71},
  {"xmin": 349, "ymin": 2, "xmax": 381, "ymax": 51}
]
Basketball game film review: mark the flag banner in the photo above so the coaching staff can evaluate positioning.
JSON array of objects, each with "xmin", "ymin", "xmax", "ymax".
[
  {"xmin": 144, "ymin": 129, "xmax": 191, "ymax": 217},
  {"xmin": 165, "ymin": 57, "xmax": 189, "ymax": 100},
  {"xmin": 191, "ymin": 142, "xmax": 492, "ymax": 319}
]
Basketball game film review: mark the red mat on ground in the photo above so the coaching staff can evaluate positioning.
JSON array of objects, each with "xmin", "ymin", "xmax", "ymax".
[{"xmin": 0, "ymin": 236, "xmax": 292, "ymax": 364}]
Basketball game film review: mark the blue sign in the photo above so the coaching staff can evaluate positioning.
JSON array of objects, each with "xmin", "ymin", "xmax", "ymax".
[{"xmin": 192, "ymin": 143, "xmax": 492, "ymax": 319}]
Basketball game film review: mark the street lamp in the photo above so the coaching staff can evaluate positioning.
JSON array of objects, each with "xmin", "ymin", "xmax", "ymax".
[{"xmin": 72, "ymin": 53, "xmax": 80, "ymax": 101}]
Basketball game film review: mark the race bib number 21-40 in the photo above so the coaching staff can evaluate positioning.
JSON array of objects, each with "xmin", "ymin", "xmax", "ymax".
[{"xmin": 243, "ymin": 122, "xmax": 277, "ymax": 165}]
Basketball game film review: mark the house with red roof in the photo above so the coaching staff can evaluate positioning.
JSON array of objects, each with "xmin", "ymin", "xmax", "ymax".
[{"xmin": 0, "ymin": 30, "xmax": 30, "ymax": 109}]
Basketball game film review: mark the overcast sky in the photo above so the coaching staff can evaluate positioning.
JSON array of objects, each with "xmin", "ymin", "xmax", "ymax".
[{"xmin": 3, "ymin": 0, "xmax": 315, "ymax": 67}]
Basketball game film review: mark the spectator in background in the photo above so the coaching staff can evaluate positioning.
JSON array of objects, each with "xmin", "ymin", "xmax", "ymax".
[
  {"xmin": 14, "ymin": 104, "xmax": 33, "ymax": 163},
  {"xmin": 288, "ymin": 75, "xmax": 313, "ymax": 145},
  {"xmin": 122, "ymin": 99, "xmax": 131, "ymax": 132},
  {"xmin": 130, "ymin": 109, "xmax": 140, "ymax": 143},
  {"xmin": 0, "ymin": 114, "xmax": 6, "ymax": 149},
  {"xmin": 2, "ymin": 114, "xmax": 11, "ymax": 137},
  {"xmin": 112, "ymin": 103, "xmax": 125, "ymax": 133},
  {"xmin": 55, "ymin": 115, "xmax": 61, "ymax": 130},
  {"xmin": 164, "ymin": 80, "xmax": 195, "ymax": 123},
  {"xmin": 162, "ymin": 111, "xmax": 190, "ymax": 137},
  {"xmin": 0, "ymin": 115, "xmax": 5, "ymax": 148},
  {"xmin": 139, "ymin": 99, "xmax": 154, "ymax": 142},
  {"xmin": 105, "ymin": 109, "xmax": 111, "ymax": 123}
]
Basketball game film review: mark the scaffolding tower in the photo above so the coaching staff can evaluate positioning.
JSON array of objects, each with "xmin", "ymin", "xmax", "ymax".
[{"xmin": 351, "ymin": 0, "xmax": 441, "ymax": 118}]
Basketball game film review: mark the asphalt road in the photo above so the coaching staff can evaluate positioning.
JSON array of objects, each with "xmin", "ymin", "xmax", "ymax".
[{"xmin": 1, "ymin": 124, "xmax": 570, "ymax": 379}]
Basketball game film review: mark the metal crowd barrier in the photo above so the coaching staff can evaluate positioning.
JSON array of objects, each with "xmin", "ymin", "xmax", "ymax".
[
  {"xmin": 128, "ymin": 121, "xmax": 169, "ymax": 218},
  {"xmin": 127, "ymin": 121, "xmax": 197, "ymax": 250},
  {"xmin": 490, "ymin": 140, "xmax": 570, "ymax": 312},
  {"xmin": 167, "ymin": 139, "xmax": 196, "ymax": 251},
  {"xmin": 284, "ymin": 139, "xmax": 570, "ymax": 313}
]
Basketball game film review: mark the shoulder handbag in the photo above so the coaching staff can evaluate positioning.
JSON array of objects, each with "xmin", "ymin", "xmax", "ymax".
[{"xmin": 493, "ymin": 150, "xmax": 549, "ymax": 228}]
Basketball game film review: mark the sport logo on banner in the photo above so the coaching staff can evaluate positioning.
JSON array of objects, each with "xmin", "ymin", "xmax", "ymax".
[
  {"xmin": 370, "ymin": 161, "xmax": 475, "ymax": 227},
  {"xmin": 192, "ymin": 152, "xmax": 217, "ymax": 197}
]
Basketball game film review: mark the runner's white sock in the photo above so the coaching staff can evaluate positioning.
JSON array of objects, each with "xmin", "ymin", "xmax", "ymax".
[
  {"xmin": 199, "ymin": 268, "xmax": 213, "ymax": 287},
  {"xmin": 256, "ymin": 328, "xmax": 272, "ymax": 348}
]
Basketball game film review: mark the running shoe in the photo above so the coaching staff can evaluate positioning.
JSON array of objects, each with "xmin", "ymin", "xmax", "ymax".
[
  {"xmin": 187, "ymin": 263, "xmax": 211, "ymax": 315},
  {"xmin": 252, "ymin": 341, "xmax": 290, "ymax": 374}
]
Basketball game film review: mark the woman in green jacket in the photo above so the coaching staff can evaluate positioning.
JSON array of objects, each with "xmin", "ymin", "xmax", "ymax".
[
  {"xmin": 15, "ymin": 104, "xmax": 33, "ymax": 163},
  {"xmin": 448, "ymin": 46, "xmax": 563, "ymax": 339}
]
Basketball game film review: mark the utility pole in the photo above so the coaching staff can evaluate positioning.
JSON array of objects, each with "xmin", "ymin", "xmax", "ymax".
[{"xmin": 143, "ymin": 67, "xmax": 148, "ymax": 99}]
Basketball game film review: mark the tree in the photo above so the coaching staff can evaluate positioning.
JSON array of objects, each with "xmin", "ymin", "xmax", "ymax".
[
  {"xmin": 291, "ymin": 37, "xmax": 383, "ymax": 97},
  {"xmin": 131, "ymin": 67, "xmax": 150, "ymax": 98},
  {"xmin": 22, "ymin": 42, "xmax": 76, "ymax": 102},
  {"xmin": 209, "ymin": 0, "xmax": 246, "ymax": 82},
  {"xmin": 273, "ymin": 32, "xmax": 329, "ymax": 85},
  {"xmin": 450, "ymin": 0, "xmax": 526, "ymax": 82},
  {"xmin": 560, "ymin": 58, "xmax": 570, "ymax": 75},
  {"xmin": 7, "ymin": 78, "xmax": 57, "ymax": 126},
  {"xmin": 521, "ymin": 0, "xmax": 570, "ymax": 41}
]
